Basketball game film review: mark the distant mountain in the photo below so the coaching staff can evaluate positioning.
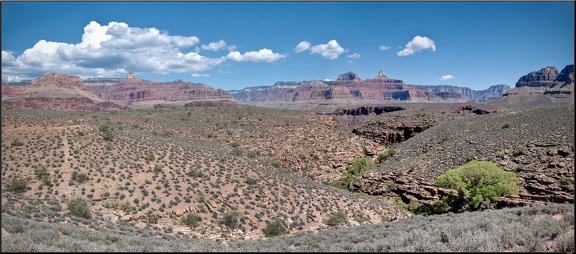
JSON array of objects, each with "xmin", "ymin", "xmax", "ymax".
[
  {"xmin": 417, "ymin": 84, "xmax": 511, "ymax": 102},
  {"xmin": 2, "ymin": 72, "xmax": 237, "ymax": 111},
  {"xmin": 2, "ymin": 73, "xmax": 125, "ymax": 111},
  {"xmin": 490, "ymin": 64, "xmax": 574, "ymax": 107},
  {"xmin": 229, "ymin": 70, "xmax": 510, "ymax": 113}
]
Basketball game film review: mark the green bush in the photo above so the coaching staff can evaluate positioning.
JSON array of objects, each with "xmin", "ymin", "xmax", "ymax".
[
  {"xmin": 181, "ymin": 213, "xmax": 202, "ymax": 229},
  {"xmin": 245, "ymin": 177, "xmax": 257, "ymax": 185},
  {"xmin": 324, "ymin": 210, "xmax": 347, "ymax": 227},
  {"xmin": 7, "ymin": 177, "xmax": 28, "ymax": 192},
  {"xmin": 329, "ymin": 157, "xmax": 376, "ymax": 189},
  {"xmin": 188, "ymin": 167, "xmax": 204, "ymax": 178},
  {"xmin": 513, "ymin": 146, "xmax": 527, "ymax": 156},
  {"xmin": 263, "ymin": 220, "xmax": 288, "ymax": 237},
  {"xmin": 377, "ymin": 148, "xmax": 397, "ymax": 162},
  {"xmin": 435, "ymin": 160, "xmax": 521, "ymax": 211},
  {"xmin": 98, "ymin": 124, "xmax": 114, "ymax": 141},
  {"xmin": 223, "ymin": 210, "xmax": 240, "ymax": 229},
  {"xmin": 67, "ymin": 198, "xmax": 91, "ymax": 219}
]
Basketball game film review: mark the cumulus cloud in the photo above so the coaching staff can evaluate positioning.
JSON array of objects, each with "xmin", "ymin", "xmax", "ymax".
[
  {"xmin": 295, "ymin": 41, "xmax": 311, "ymax": 53},
  {"xmin": 200, "ymin": 40, "xmax": 227, "ymax": 51},
  {"xmin": 192, "ymin": 73, "xmax": 210, "ymax": 77},
  {"xmin": 226, "ymin": 48, "xmax": 286, "ymax": 63},
  {"xmin": 397, "ymin": 36, "xmax": 436, "ymax": 56},
  {"xmin": 295, "ymin": 40, "xmax": 348, "ymax": 60},
  {"xmin": 1, "ymin": 21, "xmax": 283, "ymax": 82},
  {"xmin": 379, "ymin": 45, "xmax": 391, "ymax": 50},
  {"xmin": 439, "ymin": 74, "xmax": 455, "ymax": 81}
]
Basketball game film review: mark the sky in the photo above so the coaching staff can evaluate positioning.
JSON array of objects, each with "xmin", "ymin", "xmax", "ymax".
[{"xmin": 2, "ymin": 1, "xmax": 574, "ymax": 91}]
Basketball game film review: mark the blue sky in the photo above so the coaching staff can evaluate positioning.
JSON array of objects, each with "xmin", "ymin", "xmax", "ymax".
[{"xmin": 2, "ymin": 2, "xmax": 574, "ymax": 91}]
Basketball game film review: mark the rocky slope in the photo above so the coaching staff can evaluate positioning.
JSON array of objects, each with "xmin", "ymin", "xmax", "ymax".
[
  {"xmin": 349, "ymin": 105, "xmax": 575, "ymax": 207},
  {"xmin": 491, "ymin": 64, "xmax": 574, "ymax": 107}
]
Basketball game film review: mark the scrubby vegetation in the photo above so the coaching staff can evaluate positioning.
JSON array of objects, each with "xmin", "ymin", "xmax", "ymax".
[
  {"xmin": 2, "ymin": 204, "xmax": 573, "ymax": 252},
  {"xmin": 0, "ymin": 103, "xmax": 573, "ymax": 251}
]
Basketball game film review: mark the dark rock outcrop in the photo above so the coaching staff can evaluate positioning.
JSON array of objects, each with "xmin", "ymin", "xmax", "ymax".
[
  {"xmin": 453, "ymin": 105, "xmax": 495, "ymax": 115},
  {"xmin": 515, "ymin": 66, "xmax": 559, "ymax": 88},
  {"xmin": 334, "ymin": 106, "xmax": 406, "ymax": 116}
]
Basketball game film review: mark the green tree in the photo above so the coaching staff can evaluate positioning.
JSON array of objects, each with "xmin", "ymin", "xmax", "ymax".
[
  {"xmin": 435, "ymin": 160, "xmax": 521, "ymax": 211},
  {"xmin": 263, "ymin": 220, "xmax": 288, "ymax": 237}
]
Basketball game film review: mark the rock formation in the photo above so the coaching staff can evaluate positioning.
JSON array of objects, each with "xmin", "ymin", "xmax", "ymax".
[
  {"xmin": 230, "ymin": 71, "xmax": 471, "ymax": 112},
  {"xmin": 2, "ymin": 72, "xmax": 238, "ymax": 111},
  {"xmin": 1, "ymin": 73, "xmax": 126, "ymax": 111},
  {"xmin": 493, "ymin": 64, "xmax": 574, "ymax": 106},
  {"xmin": 95, "ymin": 73, "xmax": 236, "ymax": 108}
]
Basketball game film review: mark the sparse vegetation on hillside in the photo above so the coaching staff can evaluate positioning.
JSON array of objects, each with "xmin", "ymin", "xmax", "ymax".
[{"xmin": 2, "ymin": 204, "xmax": 572, "ymax": 252}]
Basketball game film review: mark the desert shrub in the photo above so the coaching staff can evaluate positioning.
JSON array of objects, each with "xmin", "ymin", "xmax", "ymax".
[
  {"xmin": 435, "ymin": 160, "xmax": 521, "ymax": 211},
  {"xmin": 222, "ymin": 210, "xmax": 240, "ymax": 228},
  {"xmin": 324, "ymin": 210, "xmax": 347, "ymax": 227},
  {"xmin": 11, "ymin": 139, "xmax": 24, "ymax": 147},
  {"xmin": 71, "ymin": 171, "xmax": 88, "ymax": 184},
  {"xmin": 67, "ymin": 198, "xmax": 91, "ymax": 219},
  {"xmin": 501, "ymin": 123, "xmax": 511, "ymax": 129},
  {"xmin": 245, "ymin": 177, "xmax": 257, "ymax": 185},
  {"xmin": 559, "ymin": 176, "xmax": 574, "ymax": 185},
  {"xmin": 121, "ymin": 202, "xmax": 132, "ymax": 214},
  {"xmin": 377, "ymin": 148, "xmax": 397, "ymax": 162},
  {"xmin": 7, "ymin": 177, "xmax": 28, "ymax": 192},
  {"xmin": 263, "ymin": 220, "xmax": 288, "ymax": 237},
  {"xmin": 329, "ymin": 157, "xmax": 375, "ymax": 189},
  {"xmin": 98, "ymin": 124, "xmax": 114, "ymax": 141},
  {"xmin": 181, "ymin": 213, "xmax": 202, "ymax": 229},
  {"xmin": 188, "ymin": 167, "xmax": 204, "ymax": 178},
  {"xmin": 513, "ymin": 146, "xmax": 527, "ymax": 156},
  {"xmin": 154, "ymin": 164, "xmax": 163, "ymax": 173}
]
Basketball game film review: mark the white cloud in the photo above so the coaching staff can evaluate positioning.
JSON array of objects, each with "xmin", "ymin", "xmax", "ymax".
[
  {"xmin": 397, "ymin": 36, "xmax": 436, "ymax": 56},
  {"xmin": 379, "ymin": 45, "xmax": 391, "ymax": 50},
  {"xmin": 192, "ymin": 73, "xmax": 210, "ymax": 77},
  {"xmin": 1, "ymin": 21, "xmax": 285, "ymax": 82},
  {"xmin": 348, "ymin": 53, "xmax": 361, "ymax": 59},
  {"xmin": 295, "ymin": 40, "xmax": 348, "ymax": 60},
  {"xmin": 323, "ymin": 78, "xmax": 333, "ymax": 81},
  {"xmin": 226, "ymin": 48, "xmax": 286, "ymax": 63},
  {"xmin": 439, "ymin": 74, "xmax": 455, "ymax": 81},
  {"xmin": 348, "ymin": 53, "xmax": 361, "ymax": 63},
  {"xmin": 295, "ymin": 41, "xmax": 311, "ymax": 53},
  {"xmin": 201, "ymin": 40, "xmax": 227, "ymax": 51}
]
